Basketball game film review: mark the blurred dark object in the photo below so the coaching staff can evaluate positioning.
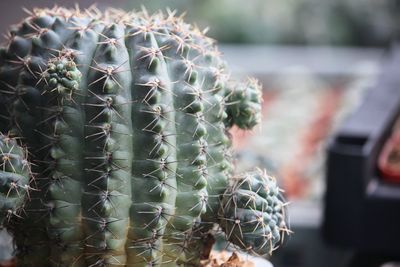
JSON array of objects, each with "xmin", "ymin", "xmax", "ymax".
[
  {"xmin": 324, "ymin": 44, "xmax": 400, "ymax": 266},
  {"xmin": 0, "ymin": 96, "xmax": 9, "ymax": 133}
]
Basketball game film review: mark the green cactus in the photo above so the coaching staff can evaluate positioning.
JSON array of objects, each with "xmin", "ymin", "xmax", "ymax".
[
  {"xmin": 219, "ymin": 170, "xmax": 290, "ymax": 256},
  {"xmin": 224, "ymin": 78, "xmax": 263, "ymax": 130},
  {"xmin": 0, "ymin": 7, "xmax": 289, "ymax": 266},
  {"xmin": 0, "ymin": 133, "xmax": 31, "ymax": 227}
]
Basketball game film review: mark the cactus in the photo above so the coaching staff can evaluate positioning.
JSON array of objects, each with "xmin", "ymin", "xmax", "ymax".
[
  {"xmin": 224, "ymin": 79, "xmax": 263, "ymax": 130},
  {"xmin": 0, "ymin": 6, "xmax": 289, "ymax": 267},
  {"xmin": 219, "ymin": 170, "xmax": 289, "ymax": 256},
  {"xmin": 0, "ymin": 133, "xmax": 31, "ymax": 227}
]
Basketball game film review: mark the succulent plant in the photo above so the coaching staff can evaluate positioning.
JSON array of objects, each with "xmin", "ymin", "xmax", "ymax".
[
  {"xmin": 219, "ymin": 170, "xmax": 288, "ymax": 256},
  {"xmin": 0, "ymin": 134, "xmax": 31, "ymax": 227},
  {"xmin": 0, "ymin": 6, "xmax": 289, "ymax": 267}
]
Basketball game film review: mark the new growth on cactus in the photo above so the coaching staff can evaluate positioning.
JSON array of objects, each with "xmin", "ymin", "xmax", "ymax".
[
  {"xmin": 219, "ymin": 170, "xmax": 289, "ymax": 256},
  {"xmin": 0, "ymin": 134, "xmax": 31, "ymax": 226},
  {"xmin": 0, "ymin": 6, "xmax": 289, "ymax": 267}
]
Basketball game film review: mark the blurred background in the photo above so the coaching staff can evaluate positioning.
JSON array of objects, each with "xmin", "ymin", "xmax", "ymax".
[{"xmin": 1, "ymin": 1, "xmax": 400, "ymax": 267}]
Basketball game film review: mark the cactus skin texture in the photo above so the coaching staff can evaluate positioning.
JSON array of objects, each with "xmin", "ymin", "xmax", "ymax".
[
  {"xmin": 0, "ymin": 7, "xmax": 289, "ymax": 267},
  {"xmin": 224, "ymin": 79, "xmax": 263, "ymax": 130},
  {"xmin": 219, "ymin": 170, "xmax": 289, "ymax": 256},
  {"xmin": 0, "ymin": 134, "xmax": 31, "ymax": 227}
]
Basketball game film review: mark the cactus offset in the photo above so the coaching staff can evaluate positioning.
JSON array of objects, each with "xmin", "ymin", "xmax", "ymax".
[
  {"xmin": 0, "ymin": 7, "xmax": 289, "ymax": 267},
  {"xmin": 219, "ymin": 170, "xmax": 290, "ymax": 255},
  {"xmin": 224, "ymin": 78, "xmax": 263, "ymax": 130},
  {"xmin": 0, "ymin": 133, "xmax": 31, "ymax": 227}
]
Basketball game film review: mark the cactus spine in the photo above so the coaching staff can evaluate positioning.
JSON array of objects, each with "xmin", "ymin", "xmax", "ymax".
[{"xmin": 0, "ymin": 7, "xmax": 289, "ymax": 266}]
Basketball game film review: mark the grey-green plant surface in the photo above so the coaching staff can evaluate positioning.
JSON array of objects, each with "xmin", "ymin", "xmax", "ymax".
[
  {"xmin": 0, "ymin": 134, "xmax": 31, "ymax": 227},
  {"xmin": 0, "ymin": 7, "xmax": 289, "ymax": 267}
]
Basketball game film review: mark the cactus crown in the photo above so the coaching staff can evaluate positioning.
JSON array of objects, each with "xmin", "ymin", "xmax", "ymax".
[{"xmin": 0, "ymin": 6, "xmax": 289, "ymax": 266}]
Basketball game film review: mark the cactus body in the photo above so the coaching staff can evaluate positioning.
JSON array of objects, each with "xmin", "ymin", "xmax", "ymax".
[{"xmin": 0, "ymin": 7, "xmax": 288, "ymax": 267}]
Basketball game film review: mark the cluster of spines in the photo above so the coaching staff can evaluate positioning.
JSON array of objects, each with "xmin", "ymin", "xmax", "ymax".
[
  {"xmin": 1, "ymin": 9, "xmax": 102, "ymax": 265},
  {"xmin": 83, "ymin": 23, "xmax": 133, "ymax": 266},
  {"xmin": 156, "ymin": 28, "xmax": 211, "ymax": 265},
  {"xmin": 36, "ymin": 14, "xmax": 104, "ymax": 266},
  {"xmin": 219, "ymin": 170, "xmax": 290, "ymax": 256},
  {"xmin": 193, "ymin": 55, "xmax": 235, "ymax": 264},
  {"xmin": 126, "ymin": 22, "xmax": 178, "ymax": 266},
  {"xmin": 41, "ymin": 54, "xmax": 86, "ymax": 266},
  {"xmin": 0, "ymin": 133, "xmax": 31, "ymax": 227},
  {"xmin": 4, "ymin": 12, "xmax": 79, "ymax": 266},
  {"xmin": 201, "ymin": 74, "xmax": 233, "ymax": 224}
]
